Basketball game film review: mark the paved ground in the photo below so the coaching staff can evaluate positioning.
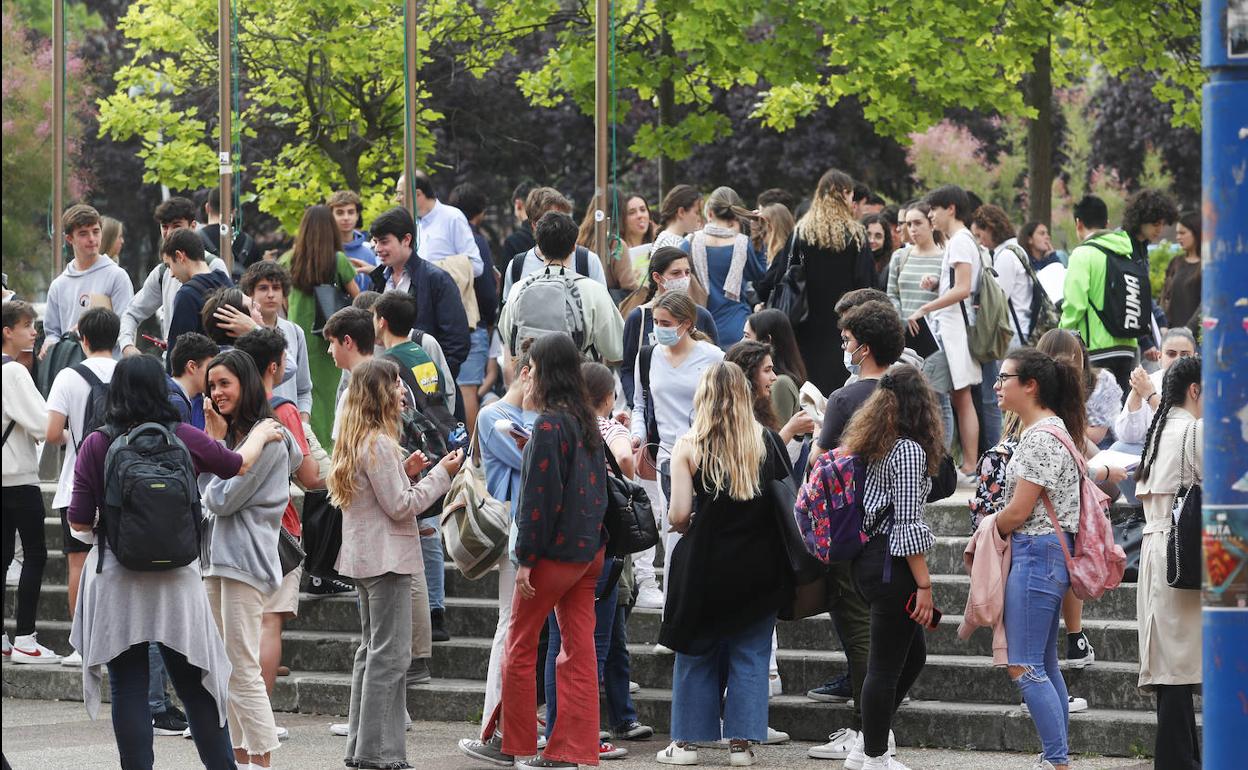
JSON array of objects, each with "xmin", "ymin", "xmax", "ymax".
[{"xmin": 1, "ymin": 698, "xmax": 1151, "ymax": 770}]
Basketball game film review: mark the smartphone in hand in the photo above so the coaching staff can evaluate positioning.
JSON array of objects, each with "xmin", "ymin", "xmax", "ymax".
[{"xmin": 905, "ymin": 592, "xmax": 942, "ymax": 630}]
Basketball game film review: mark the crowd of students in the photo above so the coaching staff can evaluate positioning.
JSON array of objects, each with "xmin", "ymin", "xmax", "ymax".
[{"xmin": 0, "ymin": 169, "xmax": 1201, "ymax": 770}]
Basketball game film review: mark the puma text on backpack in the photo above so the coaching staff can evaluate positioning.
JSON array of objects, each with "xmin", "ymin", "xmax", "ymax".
[
  {"xmin": 70, "ymin": 363, "xmax": 111, "ymax": 451},
  {"xmin": 957, "ymin": 235, "xmax": 1014, "ymax": 364},
  {"xmin": 98, "ymin": 422, "xmax": 203, "ymax": 573},
  {"xmin": 1034, "ymin": 424, "xmax": 1126, "ymax": 600},
  {"xmin": 1087, "ymin": 238, "xmax": 1152, "ymax": 339},
  {"xmin": 1000, "ymin": 243, "xmax": 1059, "ymax": 345},
  {"xmin": 793, "ymin": 450, "xmax": 868, "ymax": 564},
  {"xmin": 507, "ymin": 265, "xmax": 588, "ymax": 356}
]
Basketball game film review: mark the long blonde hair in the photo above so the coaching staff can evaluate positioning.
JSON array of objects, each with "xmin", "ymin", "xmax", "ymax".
[
  {"xmin": 678, "ymin": 362, "xmax": 765, "ymax": 501},
  {"xmin": 759, "ymin": 203, "xmax": 795, "ymax": 264},
  {"xmin": 327, "ymin": 358, "xmax": 403, "ymax": 510},
  {"xmin": 798, "ymin": 169, "xmax": 865, "ymax": 253}
]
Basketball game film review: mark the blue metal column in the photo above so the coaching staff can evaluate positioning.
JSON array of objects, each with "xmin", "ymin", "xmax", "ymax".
[{"xmin": 1201, "ymin": 2, "xmax": 1248, "ymax": 766}]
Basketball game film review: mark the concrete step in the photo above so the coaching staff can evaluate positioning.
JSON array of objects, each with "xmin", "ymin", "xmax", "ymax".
[
  {"xmin": 0, "ymin": 665, "xmax": 1165, "ymax": 757},
  {"xmin": 13, "ymin": 620, "xmax": 1155, "ymax": 712}
]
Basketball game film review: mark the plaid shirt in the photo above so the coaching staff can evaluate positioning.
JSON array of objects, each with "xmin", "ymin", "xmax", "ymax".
[{"xmin": 861, "ymin": 438, "xmax": 935, "ymax": 557}]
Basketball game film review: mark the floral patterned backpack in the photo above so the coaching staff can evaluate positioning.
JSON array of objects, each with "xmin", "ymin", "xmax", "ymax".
[
  {"xmin": 968, "ymin": 438, "xmax": 1017, "ymax": 533},
  {"xmin": 794, "ymin": 449, "xmax": 868, "ymax": 563}
]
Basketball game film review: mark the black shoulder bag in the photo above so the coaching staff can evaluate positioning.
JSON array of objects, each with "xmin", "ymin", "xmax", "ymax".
[
  {"xmin": 764, "ymin": 232, "xmax": 808, "ymax": 326},
  {"xmin": 1167, "ymin": 421, "xmax": 1202, "ymax": 589}
]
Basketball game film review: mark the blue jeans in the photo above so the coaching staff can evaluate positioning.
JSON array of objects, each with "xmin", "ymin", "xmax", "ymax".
[
  {"xmin": 458, "ymin": 327, "xmax": 490, "ymax": 386},
  {"xmin": 1005, "ymin": 532, "xmax": 1072, "ymax": 766},
  {"xmin": 147, "ymin": 642, "xmax": 173, "ymax": 716},
  {"xmin": 604, "ymin": 604, "xmax": 639, "ymax": 729},
  {"xmin": 670, "ymin": 612, "xmax": 775, "ymax": 743},
  {"xmin": 1109, "ymin": 441, "xmax": 1144, "ymax": 506},
  {"xmin": 421, "ymin": 530, "xmax": 444, "ymax": 611},
  {"xmin": 979, "ymin": 360, "xmax": 1002, "ymax": 449},
  {"xmin": 544, "ymin": 566, "xmax": 617, "ymax": 737}
]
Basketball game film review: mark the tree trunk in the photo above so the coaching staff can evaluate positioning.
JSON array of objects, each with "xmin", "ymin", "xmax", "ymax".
[
  {"xmin": 1025, "ymin": 35, "xmax": 1053, "ymax": 228},
  {"xmin": 657, "ymin": 21, "xmax": 675, "ymax": 199}
]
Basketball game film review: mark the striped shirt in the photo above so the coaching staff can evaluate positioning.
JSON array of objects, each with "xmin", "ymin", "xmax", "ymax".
[
  {"xmin": 861, "ymin": 438, "xmax": 935, "ymax": 557},
  {"xmin": 886, "ymin": 245, "xmax": 944, "ymax": 319}
]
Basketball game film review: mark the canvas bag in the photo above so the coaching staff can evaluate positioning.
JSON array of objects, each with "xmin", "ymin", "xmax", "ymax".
[
  {"xmin": 441, "ymin": 432, "xmax": 511, "ymax": 580},
  {"xmin": 1035, "ymin": 424, "xmax": 1126, "ymax": 600}
]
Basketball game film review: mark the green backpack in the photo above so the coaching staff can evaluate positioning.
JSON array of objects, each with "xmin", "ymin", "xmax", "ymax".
[{"xmin": 955, "ymin": 234, "xmax": 1014, "ymax": 364}]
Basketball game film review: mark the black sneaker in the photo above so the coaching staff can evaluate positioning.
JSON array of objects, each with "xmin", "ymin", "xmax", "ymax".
[
  {"xmin": 457, "ymin": 735, "xmax": 514, "ymax": 767},
  {"xmin": 153, "ymin": 710, "xmax": 189, "ymax": 736},
  {"xmin": 806, "ymin": 672, "xmax": 852, "ymax": 702},
  {"xmin": 1066, "ymin": 632, "xmax": 1095, "ymax": 669},
  {"xmin": 431, "ymin": 608, "xmax": 451, "ymax": 642},
  {"xmin": 308, "ymin": 576, "xmax": 356, "ymax": 596},
  {"xmin": 610, "ymin": 721, "xmax": 654, "ymax": 741},
  {"xmin": 406, "ymin": 657, "xmax": 432, "ymax": 686},
  {"xmin": 165, "ymin": 705, "xmax": 187, "ymax": 723}
]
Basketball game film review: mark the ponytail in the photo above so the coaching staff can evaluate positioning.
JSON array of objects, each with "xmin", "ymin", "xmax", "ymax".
[
  {"xmin": 1005, "ymin": 348, "xmax": 1086, "ymax": 448},
  {"xmin": 1136, "ymin": 356, "xmax": 1202, "ymax": 482}
]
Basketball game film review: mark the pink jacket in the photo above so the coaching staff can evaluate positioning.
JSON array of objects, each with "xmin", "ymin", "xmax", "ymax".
[{"xmin": 958, "ymin": 512, "xmax": 1011, "ymax": 665}]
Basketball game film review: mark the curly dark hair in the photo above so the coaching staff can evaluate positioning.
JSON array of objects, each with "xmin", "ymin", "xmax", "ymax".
[
  {"xmin": 970, "ymin": 204, "xmax": 1016, "ymax": 247},
  {"xmin": 239, "ymin": 260, "xmax": 292, "ymax": 297},
  {"xmin": 840, "ymin": 364, "xmax": 945, "ymax": 474},
  {"xmin": 838, "ymin": 300, "xmax": 905, "ymax": 367},
  {"xmin": 725, "ymin": 339, "xmax": 780, "ymax": 430},
  {"xmin": 104, "ymin": 356, "xmax": 182, "ymax": 430},
  {"xmin": 1122, "ymin": 189, "xmax": 1178, "ymax": 239}
]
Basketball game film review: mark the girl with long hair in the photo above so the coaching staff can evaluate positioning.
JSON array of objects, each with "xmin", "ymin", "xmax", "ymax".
[
  {"xmin": 100, "ymin": 216, "xmax": 125, "ymax": 258},
  {"xmin": 622, "ymin": 194, "xmax": 657, "ymax": 249},
  {"xmin": 837, "ymin": 364, "xmax": 944, "ymax": 770},
  {"xmin": 679, "ymin": 186, "xmax": 767, "ymax": 348},
  {"xmin": 725, "ymin": 340, "xmax": 817, "ymax": 443},
  {"xmin": 991, "ymin": 348, "xmax": 1089, "ymax": 770},
  {"xmin": 756, "ymin": 203, "xmax": 796, "ymax": 265},
  {"xmin": 1019, "ymin": 221, "xmax": 1059, "ymax": 271},
  {"xmin": 67, "ymin": 355, "xmax": 284, "ymax": 770},
  {"xmin": 653, "ymin": 185, "xmax": 703, "ymax": 250},
  {"xmin": 861, "ymin": 213, "xmax": 894, "ymax": 291},
  {"xmin": 279, "ymin": 204, "xmax": 360, "ymax": 447},
  {"xmin": 1161, "ymin": 210, "xmax": 1201, "ymax": 331},
  {"xmin": 656, "ymin": 362, "xmax": 794, "ymax": 767},
  {"xmin": 461, "ymin": 333, "xmax": 608, "ymax": 770},
  {"xmin": 1133, "ymin": 356, "xmax": 1203, "ymax": 769},
  {"xmin": 743, "ymin": 309, "xmax": 811, "ymax": 434},
  {"xmin": 330, "ymin": 358, "xmax": 462, "ymax": 770},
  {"xmin": 577, "ymin": 188, "xmax": 641, "ymax": 295},
  {"xmin": 758, "ymin": 169, "xmax": 875, "ymax": 393},
  {"xmin": 200, "ymin": 350, "xmax": 304, "ymax": 769}
]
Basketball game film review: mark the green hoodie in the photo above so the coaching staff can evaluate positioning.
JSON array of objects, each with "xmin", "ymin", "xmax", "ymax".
[{"xmin": 1059, "ymin": 230, "xmax": 1140, "ymax": 356}]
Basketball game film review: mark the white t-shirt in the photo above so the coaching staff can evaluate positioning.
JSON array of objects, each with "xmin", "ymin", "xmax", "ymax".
[
  {"xmin": 330, "ymin": 388, "xmax": 349, "ymax": 443},
  {"xmin": 934, "ymin": 228, "xmax": 981, "ymax": 333},
  {"xmin": 46, "ymin": 357, "xmax": 118, "ymax": 510},
  {"xmin": 992, "ymin": 238, "xmax": 1035, "ymax": 346}
]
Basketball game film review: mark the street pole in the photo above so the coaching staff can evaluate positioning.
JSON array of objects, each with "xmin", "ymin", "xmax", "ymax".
[
  {"xmin": 1200, "ymin": 1, "xmax": 1248, "ymax": 767},
  {"xmin": 52, "ymin": 0, "xmax": 65, "ymax": 275},
  {"xmin": 404, "ymin": 0, "xmax": 418, "ymax": 222},
  {"xmin": 593, "ymin": 0, "xmax": 609, "ymax": 261},
  {"xmin": 217, "ymin": 0, "xmax": 233, "ymax": 272}
]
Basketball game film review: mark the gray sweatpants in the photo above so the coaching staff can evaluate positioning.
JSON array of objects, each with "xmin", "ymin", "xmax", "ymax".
[{"xmin": 345, "ymin": 572, "xmax": 413, "ymax": 767}]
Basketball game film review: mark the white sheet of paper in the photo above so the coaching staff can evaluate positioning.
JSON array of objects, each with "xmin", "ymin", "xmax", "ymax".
[
  {"xmin": 1089, "ymin": 448, "xmax": 1141, "ymax": 472},
  {"xmin": 1036, "ymin": 263, "xmax": 1067, "ymax": 305}
]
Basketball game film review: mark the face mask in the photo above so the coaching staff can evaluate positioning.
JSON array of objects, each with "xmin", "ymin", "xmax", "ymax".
[
  {"xmin": 843, "ymin": 344, "xmax": 865, "ymax": 375},
  {"xmin": 663, "ymin": 275, "xmax": 692, "ymax": 294},
  {"xmin": 654, "ymin": 325, "xmax": 683, "ymax": 347}
]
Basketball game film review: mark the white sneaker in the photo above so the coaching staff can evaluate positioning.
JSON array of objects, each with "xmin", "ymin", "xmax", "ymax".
[
  {"xmin": 768, "ymin": 674, "xmax": 782, "ymax": 698},
  {"xmin": 808, "ymin": 727, "xmax": 857, "ymax": 760},
  {"xmin": 844, "ymin": 730, "xmax": 897, "ymax": 770},
  {"xmin": 182, "ymin": 727, "xmax": 193, "ymax": 739},
  {"xmin": 729, "ymin": 744, "xmax": 756, "ymax": 766},
  {"xmin": 10, "ymin": 633, "xmax": 61, "ymax": 664},
  {"xmin": 653, "ymin": 643, "xmax": 674, "ymax": 655},
  {"xmin": 635, "ymin": 584, "xmax": 664, "ymax": 609},
  {"xmin": 861, "ymin": 755, "xmax": 911, "ymax": 770},
  {"xmin": 5, "ymin": 559, "xmax": 21, "ymax": 586},
  {"xmin": 762, "ymin": 726, "xmax": 789, "ymax": 745},
  {"xmin": 1032, "ymin": 756, "xmax": 1057, "ymax": 770},
  {"xmin": 1021, "ymin": 695, "xmax": 1088, "ymax": 714},
  {"xmin": 329, "ymin": 723, "xmax": 348, "ymax": 737},
  {"xmin": 60, "ymin": 650, "xmax": 82, "ymax": 667},
  {"xmin": 630, "ymin": 680, "xmax": 640, "ymax": 693},
  {"xmin": 275, "ymin": 725, "xmax": 289, "ymax": 741},
  {"xmin": 656, "ymin": 741, "xmax": 699, "ymax": 765}
]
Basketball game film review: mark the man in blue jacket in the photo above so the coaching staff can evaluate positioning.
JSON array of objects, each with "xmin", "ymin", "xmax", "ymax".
[{"xmin": 368, "ymin": 207, "xmax": 470, "ymax": 377}]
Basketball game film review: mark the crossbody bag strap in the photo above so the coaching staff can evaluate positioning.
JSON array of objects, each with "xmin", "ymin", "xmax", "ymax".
[{"xmin": 1039, "ymin": 490, "xmax": 1076, "ymax": 570}]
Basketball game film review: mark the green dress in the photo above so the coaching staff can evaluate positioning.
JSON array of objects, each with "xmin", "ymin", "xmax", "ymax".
[{"xmin": 279, "ymin": 251, "xmax": 356, "ymax": 450}]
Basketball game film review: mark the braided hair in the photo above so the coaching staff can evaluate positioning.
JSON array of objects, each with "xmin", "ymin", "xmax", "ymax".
[{"xmin": 1136, "ymin": 356, "xmax": 1202, "ymax": 482}]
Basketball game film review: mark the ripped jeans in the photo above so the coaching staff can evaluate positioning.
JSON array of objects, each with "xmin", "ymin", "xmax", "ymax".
[{"xmin": 1004, "ymin": 532, "xmax": 1073, "ymax": 766}]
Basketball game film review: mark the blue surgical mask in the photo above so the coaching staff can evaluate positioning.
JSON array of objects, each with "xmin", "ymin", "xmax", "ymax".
[
  {"xmin": 843, "ymin": 344, "xmax": 865, "ymax": 376},
  {"xmin": 654, "ymin": 325, "xmax": 683, "ymax": 347}
]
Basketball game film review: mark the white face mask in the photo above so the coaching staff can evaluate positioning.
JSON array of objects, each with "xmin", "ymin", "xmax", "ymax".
[
  {"xmin": 843, "ymin": 344, "xmax": 865, "ymax": 375},
  {"xmin": 663, "ymin": 275, "xmax": 692, "ymax": 294}
]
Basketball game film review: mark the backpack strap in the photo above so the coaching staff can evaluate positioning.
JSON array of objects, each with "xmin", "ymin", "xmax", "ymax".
[
  {"xmin": 510, "ymin": 253, "xmax": 525, "ymax": 286},
  {"xmin": 638, "ymin": 345, "xmax": 659, "ymax": 449},
  {"xmin": 69, "ymin": 363, "xmax": 104, "ymax": 452},
  {"xmin": 575, "ymin": 246, "xmax": 590, "ymax": 278},
  {"xmin": 1, "ymin": 354, "xmax": 13, "ymax": 445}
]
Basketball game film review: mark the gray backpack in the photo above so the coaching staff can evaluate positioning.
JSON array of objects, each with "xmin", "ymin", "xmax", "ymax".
[{"xmin": 507, "ymin": 264, "xmax": 589, "ymax": 356}]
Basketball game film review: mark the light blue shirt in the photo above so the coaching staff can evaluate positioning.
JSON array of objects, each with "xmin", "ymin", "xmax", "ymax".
[
  {"xmin": 417, "ymin": 200, "xmax": 484, "ymax": 276},
  {"xmin": 631, "ymin": 340, "xmax": 725, "ymax": 462},
  {"xmin": 499, "ymin": 247, "xmax": 608, "ymax": 298},
  {"xmin": 476, "ymin": 399, "xmax": 534, "ymax": 508}
]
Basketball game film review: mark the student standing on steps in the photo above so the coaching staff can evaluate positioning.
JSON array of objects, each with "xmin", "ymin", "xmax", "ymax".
[
  {"xmin": 46, "ymin": 307, "xmax": 122, "ymax": 664},
  {"xmin": 2, "ymin": 301, "xmax": 53, "ymax": 665},
  {"xmin": 161, "ymin": 228, "xmax": 235, "ymax": 368},
  {"xmin": 329, "ymin": 358, "xmax": 462, "ymax": 770},
  {"xmin": 40, "ymin": 205, "xmax": 133, "ymax": 359},
  {"xmin": 991, "ymin": 348, "xmax": 1089, "ymax": 770},
  {"xmin": 837, "ymin": 365, "xmax": 943, "ymax": 770},
  {"xmin": 656, "ymin": 362, "xmax": 792, "ymax": 768}
]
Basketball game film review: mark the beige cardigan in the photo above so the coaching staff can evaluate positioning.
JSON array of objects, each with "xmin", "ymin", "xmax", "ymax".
[
  {"xmin": 335, "ymin": 435, "xmax": 451, "ymax": 580},
  {"xmin": 1134, "ymin": 409, "xmax": 1202, "ymax": 691}
]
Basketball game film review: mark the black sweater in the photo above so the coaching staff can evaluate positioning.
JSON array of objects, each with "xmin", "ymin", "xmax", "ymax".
[{"xmin": 515, "ymin": 411, "xmax": 607, "ymax": 567}]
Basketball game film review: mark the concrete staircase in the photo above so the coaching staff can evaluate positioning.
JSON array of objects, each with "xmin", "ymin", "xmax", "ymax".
[{"xmin": 3, "ymin": 485, "xmax": 1165, "ymax": 757}]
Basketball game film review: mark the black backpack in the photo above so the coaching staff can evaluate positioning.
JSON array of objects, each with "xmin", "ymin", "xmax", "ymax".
[
  {"xmin": 1087, "ymin": 238, "xmax": 1152, "ymax": 339},
  {"xmin": 97, "ymin": 422, "xmax": 203, "ymax": 573},
  {"xmin": 384, "ymin": 351, "xmax": 454, "ymax": 520},
  {"xmin": 69, "ymin": 364, "xmax": 111, "ymax": 451},
  {"xmin": 36, "ymin": 331, "xmax": 86, "ymax": 397}
]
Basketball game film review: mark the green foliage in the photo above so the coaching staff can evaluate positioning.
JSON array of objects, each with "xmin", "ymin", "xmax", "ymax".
[
  {"xmin": 1148, "ymin": 239, "xmax": 1182, "ymax": 298},
  {"xmin": 906, "ymin": 116, "xmax": 1028, "ymax": 223}
]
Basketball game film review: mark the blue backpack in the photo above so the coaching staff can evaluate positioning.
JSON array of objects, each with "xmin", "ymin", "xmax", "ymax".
[{"xmin": 793, "ymin": 450, "xmax": 868, "ymax": 563}]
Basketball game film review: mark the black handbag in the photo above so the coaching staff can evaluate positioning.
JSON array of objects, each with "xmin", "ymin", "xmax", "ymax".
[
  {"xmin": 1167, "ymin": 422, "xmax": 1202, "ymax": 590},
  {"xmin": 278, "ymin": 527, "xmax": 305, "ymax": 575},
  {"xmin": 764, "ymin": 432, "xmax": 827, "ymax": 620},
  {"xmin": 764, "ymin": 233, "xmax": 808, "ymax": 326},
  {"xmin": 1112, "ymin": 509, "xmax": 1146, "ymax": 583},
  {"xmin": 300, "ymin": 489, "xmax": 345, "ymax": 579},
  {"xmin": 927, "ymin": 455, "xmax": 957, "ymax": 503},
  {"xmin": 602, "ymin": 449, "xmax": 659, "ymax": 556},
  {"xmin": 312, "ymin": 283, "xmax": 350, "ymax": 337}
]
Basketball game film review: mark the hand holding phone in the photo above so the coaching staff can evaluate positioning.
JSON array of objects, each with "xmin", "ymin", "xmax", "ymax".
[{"xmin": 906, "ymin": 591, "xmax": 942, "ymax": 630}]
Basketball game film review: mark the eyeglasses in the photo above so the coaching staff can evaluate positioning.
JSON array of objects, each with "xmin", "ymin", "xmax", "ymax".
[
  {"xmin": 840, "ymin": 338, "xmax": 854, "ymax": 350},
  {"xmin": 995, "ymin": 373, "xmax": 1021, "ymax": 384}
]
